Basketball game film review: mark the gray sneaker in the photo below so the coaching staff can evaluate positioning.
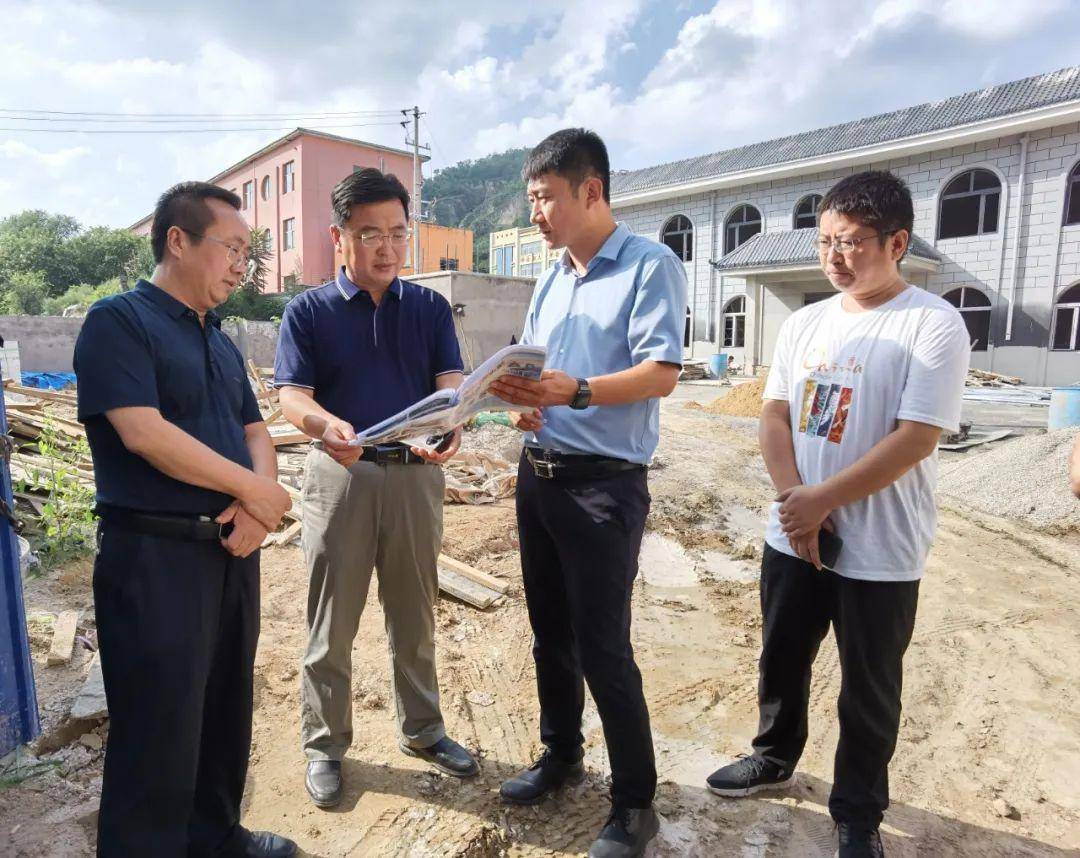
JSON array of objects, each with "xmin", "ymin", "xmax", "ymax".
[
  {"xmin": 706, "ymin": 754, "xmax": 794, "ymax": 797},
  {"xmin": 587, "ymin": 805, "xmax": 659, "ymax": 858}
]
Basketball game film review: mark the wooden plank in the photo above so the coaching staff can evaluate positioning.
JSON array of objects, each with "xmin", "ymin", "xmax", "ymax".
[
  {"xmin": 4, "ymin": 383, "xmax": 77, "ymax": 406},
  {"xmin": 437, "ymin": 553, "xmax": 512, "ymax": 595},
  {"xmin": 269, "ymin": 519, "xmax": 303, "ymax": 546},
  {"xmin": 437, "ymin": 567, "xmax": 501, "ymax": 609},
  {"xmin": 47, "ymin": 611, "xmax": 79, "ymax": 666}
]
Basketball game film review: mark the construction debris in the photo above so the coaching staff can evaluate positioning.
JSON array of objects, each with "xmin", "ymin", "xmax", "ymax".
[
  {"xmin": 46, "ymin": 611, "xmax": 79, "ymax": 667},
  {"xmin": 444, "ymin": 451, "xmax": 516, "ymax": 504},
  {"xmin": 967, "ymin": 368, "xmax": 1023, "ymax": 387},
  {"xmin": 678, "ymin": 360, "xmax": 709, "ymax": 381},
  {"xmin": 70, "ymin": 654, "xmax": 107, "ymax": 721},
  {"xmin": 938, "ymin": 429, "xmax": 1012, "ymax": 451}
]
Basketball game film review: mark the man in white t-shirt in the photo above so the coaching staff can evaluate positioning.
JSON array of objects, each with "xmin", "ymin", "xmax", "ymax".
[{"xmin": 705, "ymin": 171, "xmax": 970, "ymax": 858}]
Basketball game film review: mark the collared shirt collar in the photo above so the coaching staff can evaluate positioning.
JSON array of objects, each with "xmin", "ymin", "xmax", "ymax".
[
  {"xmin": 136, "ymin": 279, "xmax": 216, "ymax": 323},
  {"xmin": 557, "ymin": 222, "xmax": 633, "ymax": 275},
  {"xmin": 335, "ymin": 267, "xmax": 403, "ymax": 302}
]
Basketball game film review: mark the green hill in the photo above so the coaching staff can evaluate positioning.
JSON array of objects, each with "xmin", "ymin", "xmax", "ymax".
[{"xmin": 424, "ymin": 148, "xmax": 532, "ymax": 272}]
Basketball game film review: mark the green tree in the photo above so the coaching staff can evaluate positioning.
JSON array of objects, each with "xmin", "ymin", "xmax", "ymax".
[
  {"xmin": 66, "ymin": 228, "xmax": 149, "ymax": 289},
  {"xmin": 0, "ymin": 270, "xmax": 50, "ymax": 314},
  {"xmin": 41, "ymin": 277, "xmax": 124, "ymax": 316},
  {"xmin": 0, "ymin": 211, "xmax": 81, "ymax": 294}
]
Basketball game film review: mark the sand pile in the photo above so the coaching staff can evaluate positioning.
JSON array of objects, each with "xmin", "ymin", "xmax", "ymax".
[
  {"xmin": 698, "ymin": 379, "xmax": 768, "ymax": 418},
  {"xmin": 937, "ymin": 427, "xmax": 1080, "ymax": 533}
]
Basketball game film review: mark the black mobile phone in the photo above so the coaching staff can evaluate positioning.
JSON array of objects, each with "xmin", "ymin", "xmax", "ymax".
[
  {"xmin": 428, "ymin": 432, "xmax": 454, "ymax": 453},
  {"xmin": 818, "ymin": 528, "xmax": 844, "ymax": 570}
]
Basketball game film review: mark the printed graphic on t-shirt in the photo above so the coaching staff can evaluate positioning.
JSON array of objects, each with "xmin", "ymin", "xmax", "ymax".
[{"xmin": 799, "ymin": 379, "xmax": 854, "ymax": 444}]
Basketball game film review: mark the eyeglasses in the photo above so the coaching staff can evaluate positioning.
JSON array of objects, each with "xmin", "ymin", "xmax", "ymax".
[
  {"xmin": 816, "ymin": 230, "xmax": 898, "ymax": 255},
  {"xmin": 340, "ymin": 228, "xmax": 412, "ymax": 248},
  {"xmin": 179, "ymin": 228, "xmax": 252, "ymax": 270}
]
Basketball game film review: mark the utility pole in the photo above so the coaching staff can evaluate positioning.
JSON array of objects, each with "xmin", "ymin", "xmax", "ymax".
[{"xmin": 401, "ymin": 106, "xmax": 428, "ymax": 276}]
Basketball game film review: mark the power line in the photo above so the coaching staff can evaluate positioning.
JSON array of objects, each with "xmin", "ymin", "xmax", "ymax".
[
  {"xmin": 0, "ymin": 121, "xmax": 405, "ymax": 134},
  {"xmin": 0, "ymin": 108, "xmax": 402, "ymax": 119}
]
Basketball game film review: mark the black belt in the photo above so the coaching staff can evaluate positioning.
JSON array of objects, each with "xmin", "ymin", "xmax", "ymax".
[
  {"xmin": 96, "ymin": 506, "xmax": 229, "ymax": 541},
  {"xmin": 524, "ymin": 447, "xmax": 644, "ymax": 480},
  {"xmin": 312, "ymin": 440, "xmax": 429, "ymax": 465}
]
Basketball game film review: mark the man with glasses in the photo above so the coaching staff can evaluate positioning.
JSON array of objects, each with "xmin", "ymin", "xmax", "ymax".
[
  {"xmin": 74, "ymin": 181, "xmax": 296, "ymax": 856},
  {"xmin": 705, "ymin": 171, "xmax": 969, "ymax": 858},
  {"xmin": 274, "ymin": 168, "xmax": 478, "ymax": 809}
]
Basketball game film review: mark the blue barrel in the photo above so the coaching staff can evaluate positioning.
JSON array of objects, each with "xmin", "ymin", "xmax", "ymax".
[
  {"xmin": 709, "ymin": 352, "xmax": 728, "ymax": 378},
  {"xmin": 1049, "ymin": 386, "xmax": 1080, "ymax": 429}
]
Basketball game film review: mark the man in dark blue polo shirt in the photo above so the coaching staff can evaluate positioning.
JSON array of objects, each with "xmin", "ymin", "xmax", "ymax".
[
  {"xmin": 74, "ymin": 182, "xmax": 295, "ymax": 857},
  {"xmin": 274, "ymin": 168, "xmax": 478, "ymax": 808}
]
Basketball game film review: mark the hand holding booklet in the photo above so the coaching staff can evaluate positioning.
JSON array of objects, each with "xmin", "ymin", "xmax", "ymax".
[{"xmin": 349, "ymin": 344, "xmax": 547, "ymax": 447}]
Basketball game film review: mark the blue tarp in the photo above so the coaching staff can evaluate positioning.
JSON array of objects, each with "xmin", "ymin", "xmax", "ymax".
[
  {"xmin": 21, "ymin": 372, "xmax": 77, "ymax": 391},
  {"xmin": 0, "ymin": 372, "xmax": 40, "ymax": 755}
]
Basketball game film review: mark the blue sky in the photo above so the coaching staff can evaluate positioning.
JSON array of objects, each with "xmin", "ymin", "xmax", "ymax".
[{"xmin": 2, "ymin": 0, "xmax": 1079, "ymax": 228}]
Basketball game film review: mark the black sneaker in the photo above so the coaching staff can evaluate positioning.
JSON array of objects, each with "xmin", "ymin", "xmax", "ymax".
[
  {"xmin": 587, "ymin": 805, "xmax": 659, "ymax": 858},
  {"xmin": 500, "ymin": 749, "xmax": 585, "ymax": 805},
  {"xmin": 836, "ymin": 823, "xmax": 884, "ymax": 858},
  {"xmin": 706, "ymin": 754, "xmax": 794, "ymax": 797}
]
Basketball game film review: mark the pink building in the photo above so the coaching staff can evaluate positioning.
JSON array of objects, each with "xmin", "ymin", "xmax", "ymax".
[{"xmin": 130, "ymin": 128, "xmax": 422, "ymax": 292}]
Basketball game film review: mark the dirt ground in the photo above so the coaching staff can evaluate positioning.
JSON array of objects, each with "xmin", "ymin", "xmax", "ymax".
[{"xmin": 3, "ymin": 397, "xmax": 1080, "ymax": 857}]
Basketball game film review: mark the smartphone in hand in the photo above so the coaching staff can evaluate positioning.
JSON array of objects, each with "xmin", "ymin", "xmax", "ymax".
[{"xmin": 818, "ymin": 527, "xmax": 844, "ymax": 570}]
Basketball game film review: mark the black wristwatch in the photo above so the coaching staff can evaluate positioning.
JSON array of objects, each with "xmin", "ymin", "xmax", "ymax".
[{"xmin": 569, "ymin": 377, "xmax": 592, "ymax": 410}]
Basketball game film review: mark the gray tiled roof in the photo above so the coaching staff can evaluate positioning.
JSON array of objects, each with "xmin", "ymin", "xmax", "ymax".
[
  {"xmin": 612, "ymin": 66, "xmax": 1080, "ymax": 197},
  {"xmin": 713, "ymin": 229, "xmax": 941, "ymax": 271}
]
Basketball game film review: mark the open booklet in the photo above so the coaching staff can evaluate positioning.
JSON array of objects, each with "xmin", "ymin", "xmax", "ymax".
[{"xmin": 349, "ymin": 344, "xmax": 547, "ymax": 447}]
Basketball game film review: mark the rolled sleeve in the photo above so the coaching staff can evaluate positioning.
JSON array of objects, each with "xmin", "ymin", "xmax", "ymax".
[
  {"xmin": 74, "ymin": 302, "xmax": 159, "ymax": 421},
  {"xmin": 273, "ymin": 299, "xmax": 316, "ymax": 389},
  {"xmin": 627, "ymin": 254, "xmax": 687, "ymax": 366}
]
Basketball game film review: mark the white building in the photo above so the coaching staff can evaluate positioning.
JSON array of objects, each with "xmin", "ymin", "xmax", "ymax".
[{"xmin": 610, "ymin": 65, "xmax": 1080, "ymax": 386}]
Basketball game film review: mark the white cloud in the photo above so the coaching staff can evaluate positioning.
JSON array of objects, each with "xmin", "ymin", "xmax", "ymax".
[{"xmin": 0, "ymin": 141, "xmax": 91, "ymax": 171}]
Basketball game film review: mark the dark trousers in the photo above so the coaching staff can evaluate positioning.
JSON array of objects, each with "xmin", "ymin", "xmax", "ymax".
[
  {"xmin": 753, "ymin": 543, "xmax": 919, "ymax": 826},
  {"xmin": 93, "ymin": 521, "xmax": 260, "ymax": 858},
  {"xmin": 515, "ymin": 454, "xmax": 656, "ymax": 808}
]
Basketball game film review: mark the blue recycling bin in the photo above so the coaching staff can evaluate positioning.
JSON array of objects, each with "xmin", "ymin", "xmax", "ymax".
[{"xmin": 0, "ymin": 369, "xmax": 40, "ymax": 756}]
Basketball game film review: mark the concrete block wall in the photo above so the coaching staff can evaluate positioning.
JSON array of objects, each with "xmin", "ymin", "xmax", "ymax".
[{"xmin": 613, "ymin": 121, "xmax": 1080, "ymax": 384}]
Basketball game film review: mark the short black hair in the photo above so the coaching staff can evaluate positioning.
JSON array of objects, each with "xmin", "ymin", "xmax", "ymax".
[
  {"xmin": 522, "ymin": 128, "xmax": 611, "ymax": 203},
  {"xmin": 331, "ymin": 168, "xmax": 410, "ymax": 227},
  {"xmin": 819, "ymin": 170, "xmax": 914, "ymax": 255},
  {"xmin": 151, "ymin": 181, "xmax": 241, "ymax": 263}
]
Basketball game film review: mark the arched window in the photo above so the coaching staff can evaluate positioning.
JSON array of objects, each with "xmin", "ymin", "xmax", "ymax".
[
  {"xmin": 661, "ymin": 215, "xmax": 693, "ymax": 262},
  {"xmin": 943, "ymin": 286, "xmax": 991, "ymax": 351},
  {"xmin": 938, "ymin": 169, "xmax": 1001, "ymax": 239},
  {"xmin": 724, "ymin": 205, "xmax": 762, "ymax": 254},
  {"xmin": 261, "ymin": 175, "xmax": 272, "ymax": 201},
  {"xmin": 1065, "ymin": 160, "xmax": 1080, "ymax": 226},
  {"xmin": 1052, "ymin": 283, "xmax": 1080, "ymax": 351},
  {"xmin": 793, "ymin": 194, "xmax": 822, "ymax": 229},
  {"xmin": 722, "ymin": 295, "xmax": 746, "ymax": 348},
  {"xmin": 264, "ymin": 227, "xmax": 273, "ymax": 252}
]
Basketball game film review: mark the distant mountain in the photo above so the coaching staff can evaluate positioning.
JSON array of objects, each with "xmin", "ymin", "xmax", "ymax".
[{"xmin": 424, "ymin": 148, "xmax": 532, "ymax": 272}]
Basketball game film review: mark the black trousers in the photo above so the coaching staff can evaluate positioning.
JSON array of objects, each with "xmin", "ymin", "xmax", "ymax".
[
  {"xmin": 516, "ymin": 454, "xmax": 656, "ymax": 808},
  {"xmin": 753, "ymin": 543, "xmax": 919, "ymax": 826},
  {"xmin": 93, "ymin": 521, "xmax": 260, "ymax": 857}
]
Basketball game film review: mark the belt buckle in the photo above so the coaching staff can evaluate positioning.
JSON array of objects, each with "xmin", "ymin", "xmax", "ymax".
[
  {"xmin": 379, "ymin": 447, "xmax": 405, "ymax": 465},
  {"xmin": 533, "ymin": 457, "xmax": 555, "ymax": 479}
]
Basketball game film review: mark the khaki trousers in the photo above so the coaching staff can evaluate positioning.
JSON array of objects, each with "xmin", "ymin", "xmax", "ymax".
[{"xmin": 300, "ymin": 448, "xmax": 446, "ymax": 760}]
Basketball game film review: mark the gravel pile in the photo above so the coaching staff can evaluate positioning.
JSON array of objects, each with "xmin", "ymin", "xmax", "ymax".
[{"xmin": 937, "ymin": 427, "xmax": 1080, "ymax": 532}]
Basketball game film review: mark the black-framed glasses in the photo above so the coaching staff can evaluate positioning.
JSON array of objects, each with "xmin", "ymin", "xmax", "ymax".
[
  {"xmin": 816, "ymin": 230, "xmax": 898, "ymax": 255},
  {"xmin": 179, "ymin": 227, "xmax": 253, "ymax": 270}
]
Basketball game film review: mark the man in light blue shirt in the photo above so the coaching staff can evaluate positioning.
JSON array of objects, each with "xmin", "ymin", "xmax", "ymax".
[{"xmin": 490, "ymin": 128, "xmax": 686, "ymax": 858}]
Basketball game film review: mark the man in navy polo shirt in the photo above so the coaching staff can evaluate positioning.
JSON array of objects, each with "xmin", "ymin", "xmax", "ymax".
[
  {"xmin": 74, "ymin": 182, "xmax": 295, "ymax": 857},
  {"xmin": 490, "ymin": 129, "xmax": 687, "ymax": 858},
  {"xmin": 275, "ymin": 168, "xmax": 478, "ymax": 808}
]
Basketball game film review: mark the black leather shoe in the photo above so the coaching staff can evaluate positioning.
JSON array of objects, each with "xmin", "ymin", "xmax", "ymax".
[
  {"xmin": 588, "ymin": 805, "xmax": 659, "ymax": 858},
  {"xmin": 232, "ymin": 827, "xmax": 298, "ymax": 857},
  {"xmin": 837, "ymin": 822, "xmax": 885, "ymax": 857},
  {"xmin": 499, "ymin": 750, "xmax": 585, "ymax": 805},
  {"xmin": 306, "ymin": 759, "xmax": 343, "ymax": 808},
  {"xmin": 400, "ymin": 736, "xmax": 479, "ymax": 777}
]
